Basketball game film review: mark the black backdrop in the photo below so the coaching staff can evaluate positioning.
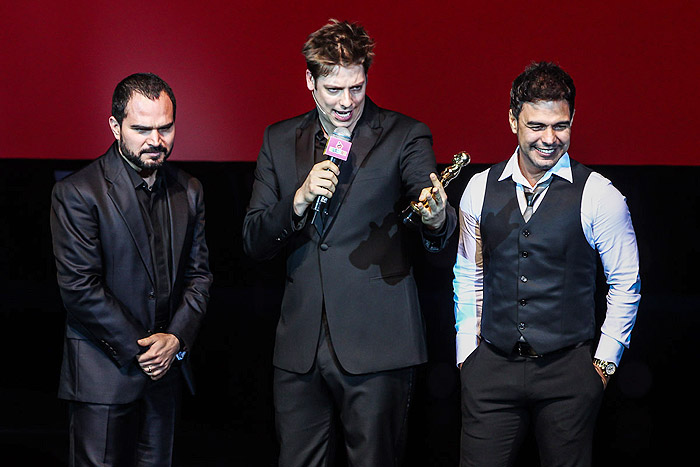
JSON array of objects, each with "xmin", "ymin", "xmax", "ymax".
[{"xmin": 1, "ymin": 160, "xmax": 697, "ymax": 466}]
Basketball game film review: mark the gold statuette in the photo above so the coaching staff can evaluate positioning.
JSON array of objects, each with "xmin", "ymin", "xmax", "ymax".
[{"xmin": 401, "ymin": 151, "xmax": 471, "ymax": 228}]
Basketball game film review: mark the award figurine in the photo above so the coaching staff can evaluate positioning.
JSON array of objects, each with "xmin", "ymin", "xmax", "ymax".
[{"xmin": 401, "ymin": 151, "xmax": 471, "ymax": 228}]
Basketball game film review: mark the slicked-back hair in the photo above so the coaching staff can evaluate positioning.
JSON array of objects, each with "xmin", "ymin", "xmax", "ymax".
[
  {"xmin": 510, "ymin": 62, "xmax": 575, "ymax": 120},
  {"xmin": 303, "ymin": 19, "xmax": 376, "ymax": 81},
  {"xmin": 111, "ymin": 73, "xmax": 176, "ymax": 125}
]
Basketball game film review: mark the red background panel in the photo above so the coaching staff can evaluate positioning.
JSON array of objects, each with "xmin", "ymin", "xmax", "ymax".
[{"xmin": 1, "ymin": 0, "xmax": 697, "ymax": 164}]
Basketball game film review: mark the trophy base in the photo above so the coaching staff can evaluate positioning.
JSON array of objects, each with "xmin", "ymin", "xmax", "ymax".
[{"xmin": 400, "ymin": 203, "xmax": 423, "ymax": 229}]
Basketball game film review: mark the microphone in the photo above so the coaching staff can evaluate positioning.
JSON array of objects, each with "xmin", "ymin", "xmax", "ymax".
[{"xmin": 311, "ymin": 127, "xmax": 352, "ymax": 217}]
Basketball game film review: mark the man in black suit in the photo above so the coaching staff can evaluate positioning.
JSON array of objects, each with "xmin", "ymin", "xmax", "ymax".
[
  {"xmin": 50, "ymin": 73, "xmax": 212, "ymax": 466},
  {"xmin": 243, "ymin": 20, "xmax": 456, "ymax": 466}
]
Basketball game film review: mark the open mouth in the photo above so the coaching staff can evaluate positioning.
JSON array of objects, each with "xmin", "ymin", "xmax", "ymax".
[
  {"xmin": 533, "ymin": 146, "xmax": 557, "ymax": 156},
  {"xmin": 333, "ymin": 109, "xmax": 353, "ymax": 122}
]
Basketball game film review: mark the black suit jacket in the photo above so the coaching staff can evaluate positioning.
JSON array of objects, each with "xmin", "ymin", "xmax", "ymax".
[
  {"xmin": 50, "ymin": 143, "xmax": 212, "ymax": 404},
  {"xmin": 243, "ymin": 98, "xmax": 456, "ymax": 374}
]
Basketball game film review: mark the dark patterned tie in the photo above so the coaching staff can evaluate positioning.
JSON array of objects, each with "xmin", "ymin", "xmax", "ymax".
[{"xmin": 523, "ymin": 179, "xmax": 551, "ymax": 222}]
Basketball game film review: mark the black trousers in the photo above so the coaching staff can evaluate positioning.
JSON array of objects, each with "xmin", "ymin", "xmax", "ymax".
[
  {"xmin": 273, "ymin": 323, "xmax": 415, "ymax": 467},
  {"xmin": 68, "ymin": 369, "xmax": 181, "ymax": 467},
  {"xmin": 460, "ymin": 342, "xmax": 604, "ymax": 467}
]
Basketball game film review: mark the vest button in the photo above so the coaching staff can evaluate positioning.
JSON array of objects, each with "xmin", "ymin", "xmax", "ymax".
[
  {"xmin": 521, "ymin": 251, "xmax": 529, "ymax": 258},
  {"xmin": 519, "ymin": 299, "xmax": 527, "ymax": 306},
  {"xmin": 518, "ymin": 322, "xmax": 527, "ymax": 330},
  {"xmin": 522, "ymin": 229, "xmax": 530, "ymax": 237},
  {"xmin": 520, "ymin": 275, "xmax": 528, "ymax": 283},
  {"xmin": 320, "ymin": 243, "xmax": 329, "ymax": 251}
]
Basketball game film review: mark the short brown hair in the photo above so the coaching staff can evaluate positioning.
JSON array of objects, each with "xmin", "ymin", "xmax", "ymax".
[
  {"xmin": 510, "ymin": 62, "xmax": 575, "ymax": 120},
  {"xmin": 302, "ymin": 19, "xmax": 376, "ymax": 81}
]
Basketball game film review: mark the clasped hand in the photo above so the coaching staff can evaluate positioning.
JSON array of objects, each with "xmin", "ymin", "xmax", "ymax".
[{"xmin": 136, "ymin": 333, "xmax": 180, "ymax": 381}]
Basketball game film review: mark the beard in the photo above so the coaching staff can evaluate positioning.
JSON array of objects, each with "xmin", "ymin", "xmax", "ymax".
[{"xmin": 119, "ymin": 138, "xmax": 172, "ymax": 171}]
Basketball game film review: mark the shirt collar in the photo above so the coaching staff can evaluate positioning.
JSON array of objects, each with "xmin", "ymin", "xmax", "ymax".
[
  {"xmin": 120, "ymin": 153, "xmax": 161, "ymax": 190},
  {"xmin": 499, "ymin": 147, "xmax": 573, "ymax": 187}
]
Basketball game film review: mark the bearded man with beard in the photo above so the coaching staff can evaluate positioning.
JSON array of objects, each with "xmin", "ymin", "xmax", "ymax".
[{"xmin": 50, "ymin": 72, "xmax": 212, "ymax": 466}]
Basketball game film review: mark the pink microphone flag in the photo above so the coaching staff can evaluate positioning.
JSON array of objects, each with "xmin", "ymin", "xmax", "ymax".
[{"xmin": 324, "ymin": 135, "xmax": 351, "ymax": 161}]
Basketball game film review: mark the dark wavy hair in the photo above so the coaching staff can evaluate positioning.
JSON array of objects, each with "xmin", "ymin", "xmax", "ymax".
[
  {"xmin": 510, "ymin": 62, "xmax": 575, "ymax": 119},
  {"xmin": 302, "ymin": 19, "xmax": 376, "ymax": 81},
  {"xmin": 111, "ymin": 73, "xmax": 176, "ymax": 125}
]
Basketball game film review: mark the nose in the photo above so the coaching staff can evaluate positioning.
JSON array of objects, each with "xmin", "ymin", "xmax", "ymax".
[
  {"xmin": 339, "ymin": 89, "xmax": 352, "ymax": 108},
  {"xmin": 541, "ymin": 126, "xmax": 557, "ymax": 145},
  {"xmin": 146, "ymin": 130, "xmax": 164, "ymax": 147}
]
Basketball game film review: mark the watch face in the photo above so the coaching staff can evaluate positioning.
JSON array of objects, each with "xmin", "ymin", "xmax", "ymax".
[{"xmin": 605, "ymin": 363, "xmax": 616, "ymax": 376}]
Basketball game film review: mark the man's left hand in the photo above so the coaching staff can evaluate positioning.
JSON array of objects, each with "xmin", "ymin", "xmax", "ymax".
[
  {"xmin": 137, "ymin": 333, "xmax": 180, "ymax": 381},
  {"xmin": 593, "ymin": 363, "xmax": 609, "ymax": 389},
  {"xmin": 416, "ymin": 173, "xmax": 447, "ymax": 230}
]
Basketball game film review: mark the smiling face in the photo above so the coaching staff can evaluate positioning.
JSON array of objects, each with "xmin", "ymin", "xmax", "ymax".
[
  {"xmin": 509, "ymin": 100, "xmax": 573, "ymax": 185},
  {"xmin": 306, "ymin": 64, "xmax": 367, "ymax": 133},
  {"xmin": 109, "ymin": 91, "xmax": 175, "ymax": 172}
]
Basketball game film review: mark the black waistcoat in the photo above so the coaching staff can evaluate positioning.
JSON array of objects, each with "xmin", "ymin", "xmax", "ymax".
[{"xmin": 480, "ymin": 159, "xmax": 597, "ymax": 355}]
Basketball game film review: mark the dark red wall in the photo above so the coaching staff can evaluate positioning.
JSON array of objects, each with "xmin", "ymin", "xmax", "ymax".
[{"xmin": 1, "ymin": 0, "xmax": 696, "ymax": 164}]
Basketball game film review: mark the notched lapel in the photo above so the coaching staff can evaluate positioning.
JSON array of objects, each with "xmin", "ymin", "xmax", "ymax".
[
  {"xmin": 295, "ymin": 122, "xmax": 316, "ymax": 188},
  {"xmin": 103, "ymin": 151, "xmax": 155, "ymax": 286},
  {"xmin": 322, "ymin": 111, "xmax": 383, "ymax": 234},
  {"xmin": 165, "ymin": 174, "xmax": 187, "ymax": 287}
]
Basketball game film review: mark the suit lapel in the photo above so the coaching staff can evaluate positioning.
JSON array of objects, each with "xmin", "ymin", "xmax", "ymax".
[
  {"xmin": 295, "ymin": 112, "xmax": 317, "ymax": 188},
  {"xmin": 321, "ymin": 100, "xmax": 382, "ymax": 236},
  {"xmin": 163, "ymin": 167, "xmax": 187, "ymax": 288},
  {"xmin": 103, "ymin": 145, "xmax": 155, "ymax": 286}
]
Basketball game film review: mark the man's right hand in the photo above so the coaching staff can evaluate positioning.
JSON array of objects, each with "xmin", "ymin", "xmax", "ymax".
[{"xmin": 293, "ymin": 160, "xmax": 340, "ymax": 216}]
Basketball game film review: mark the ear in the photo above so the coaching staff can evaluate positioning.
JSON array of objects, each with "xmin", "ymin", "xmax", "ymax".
[
  {"xmin": 108, "ymin": 116, "xmax": 120, "ymax": 141},
  {"xmin": 306, "ymin": 69, "xmax": 315, "ymax": 92},
  {"xmin": 508, "ymin": 109, "xmax": 518, "ymax": 134}
]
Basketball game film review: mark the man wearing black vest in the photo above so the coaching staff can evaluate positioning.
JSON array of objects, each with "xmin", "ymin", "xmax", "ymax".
[{"xmin": 453, "ymin": 62, "xmax": 641, "ymax": 466}]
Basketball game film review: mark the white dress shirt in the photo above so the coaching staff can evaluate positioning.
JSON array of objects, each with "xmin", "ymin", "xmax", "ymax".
[{"xmin": 453, "ymin": 149, "xmax": 641, "ymax": 366}]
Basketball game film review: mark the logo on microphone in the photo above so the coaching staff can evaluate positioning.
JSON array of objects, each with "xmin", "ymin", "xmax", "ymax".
[{"xmin": 324, "ymin": 135, "xmax": 351, "ymax": 161}]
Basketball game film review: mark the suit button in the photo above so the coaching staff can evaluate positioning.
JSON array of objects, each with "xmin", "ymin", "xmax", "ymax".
[
  {"xmin": 148, "ymin": 291, "xmax": 155, "ymax": 300},
  {"xmin": 518, "ymin": 322, "xmax": 527, "ymax": 331},
  {"xmin": 522, "ymin": 229, "xmax": 530, "ymax": 237},
  {"xmin": 320, "ymin": 243, "xmax": 329, "ymax": 251},
  {"xmin": 520, "ymin": 275, "xmax": 528, "ymax": 283},
  {"xmin": 519, "ymin": 299, "xmax": 527, "ymax": 306},
  {"xmin": 521, "ymin": 251, "xmax": 529, "ymax": 258}
]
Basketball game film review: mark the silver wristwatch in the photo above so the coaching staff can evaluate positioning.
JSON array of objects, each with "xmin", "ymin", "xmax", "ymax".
[{"xmin": 593, "ymin": 358, "xmax": 617, "ymax": 378}]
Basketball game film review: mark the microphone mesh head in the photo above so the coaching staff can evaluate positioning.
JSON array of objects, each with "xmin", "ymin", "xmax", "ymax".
[{"xmin": 333, "ymin": 127, "xmax": 351, "ymax": 140}]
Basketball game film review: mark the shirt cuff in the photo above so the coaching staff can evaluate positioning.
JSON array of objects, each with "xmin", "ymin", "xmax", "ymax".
[
  {"xmin": 421, "ymin": 220, "xmax": 447, "ymax": 252},
  {"xmin": 456, "ymin": 332, "xmax": 479, "ymax": 367},
  {"xmin": 291, "ymin": 209, "xmax": 307, "ymax": 231},
  {"xmin": 594, "ymin": 333, "xmax": 625, "ymax": 366}
]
